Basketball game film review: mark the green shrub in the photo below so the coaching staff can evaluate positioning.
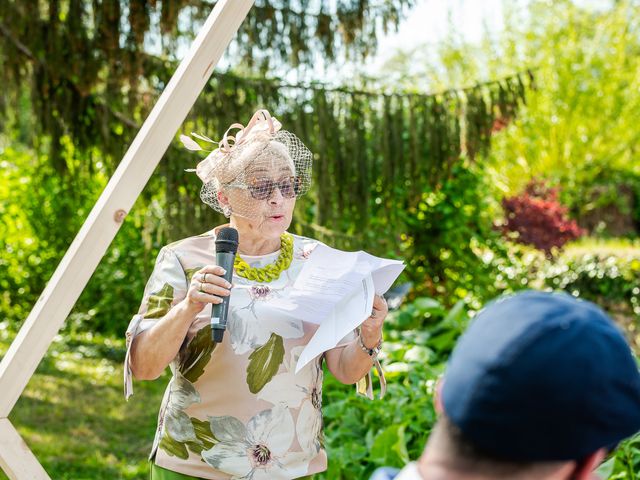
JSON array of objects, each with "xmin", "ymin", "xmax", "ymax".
[
  {"xmin": 0, "ymin": 144, "xmax": 161, "ymax": 335},
  {"xmin": 319, "ymin": 285, "xmax": 640, "ymax": 479},
  {"xmin": 399, "ymin": 160, "xmax": 510, "ymax": 308},
  {"xmin": 540, "ymin": 248, "xmax": 640, "ymax": 351},
  {"xmin": 318, "ymin": 297, "xmax": 468, "ymax": 479}
]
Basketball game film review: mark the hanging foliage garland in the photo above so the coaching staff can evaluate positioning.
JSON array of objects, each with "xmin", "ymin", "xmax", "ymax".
[
  {"xmin": 168, "ymin": 69, "xmax": 534, "ymax": 249},
  {"xmin": 0, "ymin": 0, "xmax": 533, "ymax": 253}
]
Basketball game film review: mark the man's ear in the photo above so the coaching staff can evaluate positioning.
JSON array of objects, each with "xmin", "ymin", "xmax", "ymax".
[{"xmin": 571, "ymin": 448, "xmax": 608, "ymax": 480}]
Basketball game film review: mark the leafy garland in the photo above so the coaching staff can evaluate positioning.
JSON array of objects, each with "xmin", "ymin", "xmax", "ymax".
[
  {"xmin": 164, "ymin": 69, "xmax": 534, "ymax": 247},
  {"xmin": 0, "ymin": 1, "xmax": 532, "ymax": 253}
]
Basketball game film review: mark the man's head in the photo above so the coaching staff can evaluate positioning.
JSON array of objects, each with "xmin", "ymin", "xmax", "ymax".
[{"xmin": 422, "ymin": 290, "xmax": 640, "ymax": 480}]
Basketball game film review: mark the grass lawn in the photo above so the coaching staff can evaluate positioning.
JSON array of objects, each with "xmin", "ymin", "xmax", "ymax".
[{"xmin": 0, "ymin": 328, "xmax": 168, "ymax": 480}]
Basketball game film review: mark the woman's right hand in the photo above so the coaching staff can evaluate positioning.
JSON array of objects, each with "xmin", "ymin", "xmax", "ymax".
[
  {"xmin": 130, "ymin": 265, "xmax": 232, "ymax": 381},
  {"xmin": 183, "ymin": 265, "xmax": 232, "ymax": 314}
]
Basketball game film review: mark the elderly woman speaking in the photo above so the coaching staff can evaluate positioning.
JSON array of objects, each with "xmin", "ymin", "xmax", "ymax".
[{"xmin": 124, "ymin": 110, "xmax": 388, "ymax": 480}]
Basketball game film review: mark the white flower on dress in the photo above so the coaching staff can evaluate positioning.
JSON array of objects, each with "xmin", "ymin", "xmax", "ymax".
[
  {"xmin": 202, "ymin": 404, "xmax": 310, "ymax": 480},
  {"xmin": 257, "ymin": 347, "xmax": 319, "ymax": 408},
  {"xmin": 163, "ymin": 373, "xmax": 201, "ymax": 443},
  {"xmin": 296, "ymin": 398, "xmax": 323, "ymax": 455},
  {"xmin": 258, "ymin": 347, "xmax": 323, "ymax": 454},
  {"xmin": 228, "ymin": 301, "xmax": 304, "ymax": 355}
]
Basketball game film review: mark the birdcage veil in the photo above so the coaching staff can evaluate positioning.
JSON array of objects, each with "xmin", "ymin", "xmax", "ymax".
[{"xmin": 181, "ymin": 109, "xmax": 312, "ymax": 219}]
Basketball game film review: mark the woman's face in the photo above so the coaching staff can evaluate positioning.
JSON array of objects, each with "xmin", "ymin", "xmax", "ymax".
[{"xmin": 223, "ymin": 156, "xmax": 297, "ymax": 239}]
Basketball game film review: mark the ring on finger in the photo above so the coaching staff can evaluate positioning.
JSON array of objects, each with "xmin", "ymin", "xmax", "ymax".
[
  {"xmin": 197, "ymin": 281, "xmax": 203, "ymax": 293},
  {"xmin": 371, "ymin": 309, "xmax": 376, "ymax": 318},
  {"xmin": 203, "ymin": 273, "xmax": 208, "ymax": 284}
]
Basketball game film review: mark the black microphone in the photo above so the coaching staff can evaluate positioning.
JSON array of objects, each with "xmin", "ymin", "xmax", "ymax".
[{"xmin": 211, "ymin": 227, "xmax": 239, "ymax": 342}]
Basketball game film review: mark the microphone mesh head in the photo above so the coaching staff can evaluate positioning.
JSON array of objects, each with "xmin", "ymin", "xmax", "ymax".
[{"xmin": 215, "ymin": 227, "xmax": 239, "ymax": 253}]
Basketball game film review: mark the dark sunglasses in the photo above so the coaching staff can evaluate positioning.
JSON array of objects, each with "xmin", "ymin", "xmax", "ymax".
[{"xmin": 228, "ymin": 176, "xmax": 302, "ymax": 200}]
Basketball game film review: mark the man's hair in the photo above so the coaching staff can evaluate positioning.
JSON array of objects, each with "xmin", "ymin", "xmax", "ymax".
[{"xmin": 430, "ymin": 415, "xmax": 567, "ymax": 479}]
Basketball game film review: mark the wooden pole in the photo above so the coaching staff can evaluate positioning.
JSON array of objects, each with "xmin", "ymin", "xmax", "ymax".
[
  {"xmin": 0, "ymin": 419, "xmax": 50, "ymax": 480},
  {"xmin": 0, "ymin": 1, "xmax": 255, "ymax": 478}
]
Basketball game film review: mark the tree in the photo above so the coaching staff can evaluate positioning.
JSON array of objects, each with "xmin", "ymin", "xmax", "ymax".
[
  {"xmin": 378, "ymin": 0, "xmax": 640, "ymax": 233},
  {"xmin": 0, "ymin": 0, "xmax": 415, "ymax": 169}
]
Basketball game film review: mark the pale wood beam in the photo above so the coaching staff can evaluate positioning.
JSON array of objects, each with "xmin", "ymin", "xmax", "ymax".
[{"xmin": 0, "ymin": 1, "xmax": 254, "ymax": 477}]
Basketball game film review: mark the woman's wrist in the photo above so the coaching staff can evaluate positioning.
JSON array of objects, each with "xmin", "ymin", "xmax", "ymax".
[
  {"xmin": 177, "ymin": 298, "xmax": 202, "ymax": 321},
  {"xmin": 358, "ymin": 331, "xmax": 383, "ymax": 357},
  {"xmin": 360, "ymin": 328, "xmax": 383, "ymax": 349}
]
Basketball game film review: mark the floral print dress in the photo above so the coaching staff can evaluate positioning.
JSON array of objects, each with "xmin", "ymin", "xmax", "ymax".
[{"xmin": 124, "ymin": 231, "xmax": 358, "ymax": 479}]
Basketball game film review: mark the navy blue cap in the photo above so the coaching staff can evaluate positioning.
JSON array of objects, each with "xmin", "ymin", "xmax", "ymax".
[{"xmin": 441, "ymin": 290, "xmax": 640, "ymax": 462}]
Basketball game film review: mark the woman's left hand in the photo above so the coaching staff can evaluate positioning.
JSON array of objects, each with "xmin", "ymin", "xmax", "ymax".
[{"xmin": 360, "ymin": 295, "xmax": 388, "ymax": 349}]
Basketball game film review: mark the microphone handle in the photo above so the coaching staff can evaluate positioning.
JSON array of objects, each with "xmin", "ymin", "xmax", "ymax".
[{"xmin": 211, "ymin": 251, "xmax": 236, "ymax": 342}]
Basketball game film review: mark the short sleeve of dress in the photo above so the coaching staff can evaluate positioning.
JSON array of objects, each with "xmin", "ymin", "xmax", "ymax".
[{"xmin": 123, "ymin": 247, "xmax": 188, "ymax": 399}]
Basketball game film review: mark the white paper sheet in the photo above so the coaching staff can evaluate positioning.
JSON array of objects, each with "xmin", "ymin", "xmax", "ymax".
[
  {"xmin": 271, "ymin": 244, "xmax": 405, "ymax": 372},
  {"xmin": 293, "ymin": 274, "xmax": 373, "ymax": 372}
]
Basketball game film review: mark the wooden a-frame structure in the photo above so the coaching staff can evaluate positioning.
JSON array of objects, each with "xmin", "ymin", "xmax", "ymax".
[{"xmin": 0, "ymin": 1, "xmax": 255, "ymax": 478}]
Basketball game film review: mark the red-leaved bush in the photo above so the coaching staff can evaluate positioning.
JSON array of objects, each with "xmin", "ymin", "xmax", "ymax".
[{"xmin": 501, "ymin": 179, "xmax": 586, "ymax": 255}]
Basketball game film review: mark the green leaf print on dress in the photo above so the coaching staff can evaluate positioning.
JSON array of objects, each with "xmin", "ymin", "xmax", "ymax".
[
  {"xmin": 144, "ymin": 283, "xmax": 174, "ymax": 319},
  {"xmin": 159, "ymin": 374, "xmax": 201, "ymax": 458},
  {"xmin": 159, "ymin": 431, "xmax": 189, "ymax": 460},
  {"xmin": 164, "ymin": 374, "xmax": 200, "ymax": 443},
  {"xmin": 161, "ymin": 412, "xmax": 219, "ymax": 458},
  {"xmin": 184, "ymin": 267, "xmax": 202, "ymax": 285},
  {"xmin": 160, "ymin": 329, "xmax": 220, "ymax": 459},
  {"xmin": 179, "ymin": 326, "xmax": 216, "ymax": 383},
  {"xmin": 202, "ymin": 404, "xmax": 310, "ymax": 480},
  {"xmin": 246, "ymin": 333, "xmax": 285, "ymax": 394},
  {"xmin": 159, "ymin": 375, "xmax": 220, "ymax": 458},
  {"xmin": 186, "ymin": 417, "xmax": 217, "ymax": 455}
]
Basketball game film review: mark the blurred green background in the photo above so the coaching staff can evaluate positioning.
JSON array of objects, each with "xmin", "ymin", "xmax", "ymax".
[{"xmin": 1, "ymin": 0, "xmax": 640, "ymax": 478}]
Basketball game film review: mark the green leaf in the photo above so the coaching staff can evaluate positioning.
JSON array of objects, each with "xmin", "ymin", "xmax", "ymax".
[
  {"xmin": 370, "ymin": 424, "xmax": 410, "ymax": 467},
  {"xmin": 159, "ymin": 431, "xmax": 189, "ymax": 460},
  {"xmin": 186, "ymin": 417, "xmax": 218, "ymax": 455},
  {"xmin": 185, "ymin": 441, "xmax": 204, "ymax": 455},
  {"xmin": 441, "ymin": 299, "xmax": 467, "ymax": 328},
  {"xmin": 427, "ymin": 329, "xmax": 459, "ymax": 352},
  {"xmin": 413, "ymin": 297, "xmax": 442, "ymax": 313},
  {"xmin": 192, "ymin": 417, "xmax": 217, "ymax": 449},
  {"xmin": 184, "ymin": 268, "xmax": 202, "ymax": 285},
  {"xmin": 144, "ymin": 283, "xmax": 174, "ymax": 319},
  {"xmin": 246, "ymin": 333, "xmax": 284, "ymax": 394},
  {"xmin": 180, "ymin": 326, "xmax": 216, "ymax": 383},
  {"xmin": 595, "ymin": 456, "xmax": 615, "ymax": 479}
]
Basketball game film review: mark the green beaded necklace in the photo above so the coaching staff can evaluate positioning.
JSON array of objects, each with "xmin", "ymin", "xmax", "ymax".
[{"xmin": 234, "ymin": 233, "xmax": 293, "ymax": 282}]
